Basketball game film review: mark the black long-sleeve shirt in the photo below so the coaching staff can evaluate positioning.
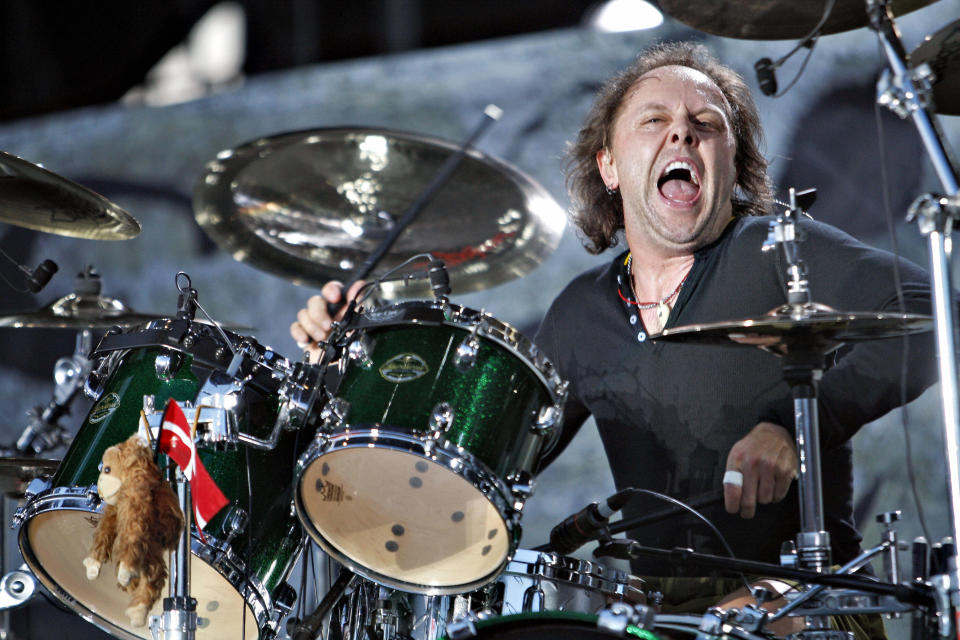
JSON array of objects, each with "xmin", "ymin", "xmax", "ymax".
[{"xmin": 535, "ymin": 215, "xmax": 935, "ymax": 575}]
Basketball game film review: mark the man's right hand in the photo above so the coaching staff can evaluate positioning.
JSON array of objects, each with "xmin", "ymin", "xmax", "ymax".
[{"xmin": 289, "ymin": 280, "xmax": 365, "ymax": 363}]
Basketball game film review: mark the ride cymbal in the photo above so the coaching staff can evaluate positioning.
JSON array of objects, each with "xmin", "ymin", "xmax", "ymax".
[
  {"xmin": 655, "ymin": 303, "xmax": 932, "ymax": 356},
  {"xmin": 0, "ymin": 152, "xmax": 140, "ymax": 240},
  {"xmin": 193, "ymin": 127, "xmax": 566, "ymax": 298},
  {"xmin": 911, "ymin": 19, "xmax": 960, "ymax": 115},
  {"xmin": 657, "ymin": 0, "xmax": 936, "ymax": 40}
]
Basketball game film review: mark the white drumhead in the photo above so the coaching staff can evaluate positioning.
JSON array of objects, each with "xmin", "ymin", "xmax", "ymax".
[
  {"xmin": 23, "ymin": 509, "xmax": 260, "ymax": 639},
  {"xmin": 300, "ymin": 446, "xmax": 510, "ymax": 590}
]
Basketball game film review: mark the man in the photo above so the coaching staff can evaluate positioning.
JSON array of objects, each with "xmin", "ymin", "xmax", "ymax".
[{"xmin": 291, "ymin": 42, "xmax": 934, "ymax": 638}]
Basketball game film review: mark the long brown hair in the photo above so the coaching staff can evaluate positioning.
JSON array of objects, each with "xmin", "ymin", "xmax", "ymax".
[{"xmin": 566, "ymin": 41, "xmax": 773, "ymax": 254}]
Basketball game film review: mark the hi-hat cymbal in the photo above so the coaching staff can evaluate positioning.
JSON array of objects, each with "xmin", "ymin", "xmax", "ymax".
[
  {"xmin": 0, "ymin": 292, "xmax": 253, "ymax": 331},
  {"xmin": 656, "ymin": 303, "xmax": 932, "ymax": 356},
  {"xmin": 0, "ymin": 152, "xmax": 140, "ymax": 240},
  {"xmin": 658, "ymin": 0, "xmax": 936, "ymax": 40},
  {"xmin": 0, "ymin": 457, "xmax": 58, "ymax": 497},
  {"xmin": 193, "ymin": 127, "xmax": 566, "ymax": 298},
  {"xmin": 911, "ymin": 19, "xmax": 960, "ymax": 115}
]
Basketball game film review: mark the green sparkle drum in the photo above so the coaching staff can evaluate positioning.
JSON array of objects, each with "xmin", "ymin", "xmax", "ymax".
[
  {"xmin": 295, "ymin": 301, "xmax": 567, "ymax": 595},
  {"xmin": 17, "ymin": 319, "xmax": 313, "ymax": 640},
  {"xmin": 439, "ymin": 612, "xmax": 768, "ymax": 640},
  {"xmin": 441, "ymin": 611, "xmax": 658, "ymax": 640}
]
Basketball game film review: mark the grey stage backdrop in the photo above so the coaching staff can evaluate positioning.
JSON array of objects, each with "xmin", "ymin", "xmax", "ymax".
[{"xmin": 0, "ymin": 5, "xmax": 959, "ymax": 635}]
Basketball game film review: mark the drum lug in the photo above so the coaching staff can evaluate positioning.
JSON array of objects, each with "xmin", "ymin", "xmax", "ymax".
[
  {"xmin": 429, "ymin": 402, "xmax": 455, "ymax": 433},
  {"xmin": 154, "ymin": 352, "xmax": 183, "ymax": 381},
  {"xmin": 454, "ymin": 335, "xmax": 480, "ymax": 370},
  {"xmin": 347, "ymin": 335, "xmax": 375, "ymax": 369},
  {"xmin": 320, "ymin": 398, "xmax": 350, "ymax": 429},
  {"xmin": 506, "ymin": 470, "xmax": 535, "ymax": 502},
  {"xmin": 215, "ymin": 506, "xmax": 249, "ymax": 550},
  {"xmin": 596, "ymin": 602, "xmax": 656, "ymax": 635}
]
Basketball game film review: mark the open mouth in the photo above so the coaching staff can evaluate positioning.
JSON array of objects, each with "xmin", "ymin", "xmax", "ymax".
[{"xmin": 657, "ymin": 160, "xmax": 701, "ymax": 203}]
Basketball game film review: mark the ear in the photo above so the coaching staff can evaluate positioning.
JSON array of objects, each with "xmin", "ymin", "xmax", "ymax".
[{"xmin": 596, "ymin": 148, "xmax": 618, "ymax": 191}]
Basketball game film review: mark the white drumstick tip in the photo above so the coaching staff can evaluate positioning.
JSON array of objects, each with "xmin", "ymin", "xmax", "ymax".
[{"xmin": 484, "ymin": 104, "xmax": 503, "ymax": 120}]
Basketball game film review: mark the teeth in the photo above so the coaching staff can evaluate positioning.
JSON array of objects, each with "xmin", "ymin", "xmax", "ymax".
[{"xmin": 663, "ymin": 161, "xmax": 699, "ymax": 186}]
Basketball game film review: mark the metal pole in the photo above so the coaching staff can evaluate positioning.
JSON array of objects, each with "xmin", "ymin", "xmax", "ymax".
[{"xmin": 157, "ymin": 469, "xmax": 196, "ymax": 640}]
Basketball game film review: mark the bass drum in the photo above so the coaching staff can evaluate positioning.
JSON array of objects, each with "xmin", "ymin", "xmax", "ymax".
[{"xmin": 17, "ymin": 319, "xmax": 312, "ymax": 640}]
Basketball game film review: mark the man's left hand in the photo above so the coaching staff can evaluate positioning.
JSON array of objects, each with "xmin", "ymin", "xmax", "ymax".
[{"xmin": 723, "ymin": 422, "xmax": 798, "ymax": 519}]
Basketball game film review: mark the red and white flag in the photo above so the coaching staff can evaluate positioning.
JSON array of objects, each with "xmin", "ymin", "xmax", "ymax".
[{"xmin": 159, "ymin": 399, "xmax": 229, "ymax": 530}]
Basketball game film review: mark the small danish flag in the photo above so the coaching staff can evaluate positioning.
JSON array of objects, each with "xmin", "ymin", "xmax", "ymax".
[{"xmin": 158, "ymin": 399, "xmax": 229, "ymax": 530}]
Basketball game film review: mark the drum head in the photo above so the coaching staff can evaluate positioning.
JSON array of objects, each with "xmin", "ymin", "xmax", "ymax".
[
  {"xmin": 299, "ymin": 446, "xmax": 510, "ymax": 592},
  {"xmin": 22, "ymin": 508, "xmax": 261, "ymax": 639}
]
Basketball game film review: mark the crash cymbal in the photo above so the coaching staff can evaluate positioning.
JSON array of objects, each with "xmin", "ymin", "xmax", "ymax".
[
  {"xmin": 656, "ymin": 303, "xmax": 932, "ymax": 356},
  {"xmin": 0, "ymin": 457, "xmax": 58, "ymax": 497},
  {"xmin": 193, "ymin": 127, "xmax": 566, "ymax": 298},
  {"xmin": 911, "ymin": 19, "xmax": 960, "ymax": 115},
  {"xmin": 0, "ymin": 152, "xmax": 140, "ymax": 240},
  {"xmin": 0, "ymin": 292, "xmax": 253, "ymax": 331},
  {"xmin": 657, "ymin": 0, "xmax": 936, "ymax": 40}
]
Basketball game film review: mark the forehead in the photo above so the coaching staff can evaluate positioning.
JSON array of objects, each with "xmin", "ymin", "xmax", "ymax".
[{"xmin": 624, "ymin": 65, "xmax": 731, "ymax": 115}]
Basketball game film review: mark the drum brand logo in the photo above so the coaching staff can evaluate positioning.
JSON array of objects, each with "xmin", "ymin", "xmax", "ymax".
[
  {"xmin": 379, "ymin": 353, "xmax": 429, "ymax": 383},
  {"xmin": 88, "ymin": 393, "xmax": 121, "ymax": 423}
]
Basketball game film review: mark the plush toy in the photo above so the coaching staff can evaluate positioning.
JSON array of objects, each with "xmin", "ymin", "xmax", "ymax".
[{"xmin": 82, "ymin": 434, "xmax": 184, "ymax": 627}]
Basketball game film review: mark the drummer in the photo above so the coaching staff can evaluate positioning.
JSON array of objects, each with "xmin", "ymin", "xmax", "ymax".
[{"xmin": 291, "ymin": 41, "xmax": 935, "ymax": 640}]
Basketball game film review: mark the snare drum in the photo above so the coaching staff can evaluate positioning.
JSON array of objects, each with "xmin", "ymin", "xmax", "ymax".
[
  {"xmin": 295, "ymin": 301, "xmax": 566, "ymax": 594},
  {"xmin": 355, "ymin": 550, "xmax": 646, "ymax": 640},
  {"xmin": 17, "ymin": 319, "xmax": 312, "ymax": 640},
  {"xmin": 480, "ymin": 549, "xmax": 645, "ymax": 615}
]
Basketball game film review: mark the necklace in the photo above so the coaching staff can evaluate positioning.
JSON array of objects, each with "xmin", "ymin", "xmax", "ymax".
[{"xmin": 624, "ymin": 253, "xmax": 688, "ymax": 329}]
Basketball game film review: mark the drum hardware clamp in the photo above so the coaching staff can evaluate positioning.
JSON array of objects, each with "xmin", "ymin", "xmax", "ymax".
[
  {"xmin": 596, "ymin": 601, "xmax": 657, "ymax": 636},
  {"xmin": 444, "ymin": 609, "xmax": 497, "ymax": 640}
]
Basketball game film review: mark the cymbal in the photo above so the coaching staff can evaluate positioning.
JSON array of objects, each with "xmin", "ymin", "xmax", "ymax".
[
  {"xmin": 0, "ymin": 457, "xmax": 58, "ymax": 497},
  {"xmin": 911, "ymin": 19, "xmax": 960, "ymax": 115},
  {"xmin": 0, "ymin": 152, "xmax": 140, "ymax": 240},
  {"xmin": 193, "ymin": 127, "xmax": 566, "ymax": 298},
  {"xmin": 656, "ymin": 304, "xmax": 932, "ymax": 356},
  {"xmin": 657, "ymin": 0, "xmax": 936, "ymax": 40},
  {"xmin": 0, "ymin": 292, "xmax": 253, "ymax": 331}
]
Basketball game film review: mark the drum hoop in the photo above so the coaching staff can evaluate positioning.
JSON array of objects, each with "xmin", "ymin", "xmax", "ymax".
[
  {"xmin": 17, "ymin": 486, "xmax": 276, "ymax": 636},
  {"xmin": 91, "ymin": 318, "xmax": 293, "ymax": 394},
  {"xmin": 306, "ymin": 429, "xmax": 515, "ymax": 517},
  {"xmin": 346, "ymin": 301, "xmax": 565, "ymax": 401},
  {"xmin": 295, "ymin": 429, "xmax": 518, "ymax": 595},
  {"xmin": 504, "ymin": 548, "xmax": 640, "ymax": 599}
]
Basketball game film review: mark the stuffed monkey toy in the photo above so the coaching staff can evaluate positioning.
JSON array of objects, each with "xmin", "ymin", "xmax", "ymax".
[{"xmin": 82, "ymin": 434, "xmax": 184, "ymax": 627}]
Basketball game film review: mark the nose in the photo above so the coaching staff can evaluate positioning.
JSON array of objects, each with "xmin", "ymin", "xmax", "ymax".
[{"xmin": 669, "ymin": 120, "xmax": 697, "ymax": 146}]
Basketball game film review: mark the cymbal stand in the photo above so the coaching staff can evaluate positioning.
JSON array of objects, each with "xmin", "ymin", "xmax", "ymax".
[
  {"xmin": 149, "ymin": 468, "xmax": 196, "ymax": 640},
  {"xmin": 13, "ymin": 328, "xmax": 92, "ymax": 455},
  {"xmin": 764, "ymin": 192, "xmax": 848, "ymax": 639},
  {"xmin": 869, "ymin": 0, "xmax": 960, "ymax": 632}
]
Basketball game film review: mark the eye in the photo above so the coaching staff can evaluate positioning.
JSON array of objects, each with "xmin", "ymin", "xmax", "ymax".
[{"xmin": 103, "ymin": 466, "xmax": 111, "ymax": 474}]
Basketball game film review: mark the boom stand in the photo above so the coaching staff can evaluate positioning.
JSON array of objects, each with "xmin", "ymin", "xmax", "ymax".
[
  {"xmin": 151, "ymin": 469, "xmax": 195, "ymax": 640},
  {"xmin": 869, "ymin": 0, "xmax": 960, "ymax": 627}
]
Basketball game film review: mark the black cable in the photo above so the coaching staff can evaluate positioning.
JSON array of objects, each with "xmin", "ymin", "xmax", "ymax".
[
  {"xmin": 611, "ymin": 487, "xmax": 752, "ymax": 594},
  {"xmin": 874, "ymin": 93, "xmax": 933, "ymax": 544}
]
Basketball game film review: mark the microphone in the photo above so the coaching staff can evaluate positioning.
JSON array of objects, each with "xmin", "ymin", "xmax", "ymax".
[
  {"xmin": 427, "ymin": 258, "xmax": 451, "ymax": 299},
  {"xmin": 549, "ymin": 500, "xmax": 617, "ymax": 555},
  {"xmin": 754, "ymin": 58, "xmax": 778, "ymax": 96},
  {"xmin": 25, "ymin": 259, "xmax": 58, "ymax": 293}
]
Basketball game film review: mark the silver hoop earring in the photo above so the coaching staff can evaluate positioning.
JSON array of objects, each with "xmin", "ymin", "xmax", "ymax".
[{"xmin": 605, "ymin": 185, "xmax": 618, "ymax": 196}]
